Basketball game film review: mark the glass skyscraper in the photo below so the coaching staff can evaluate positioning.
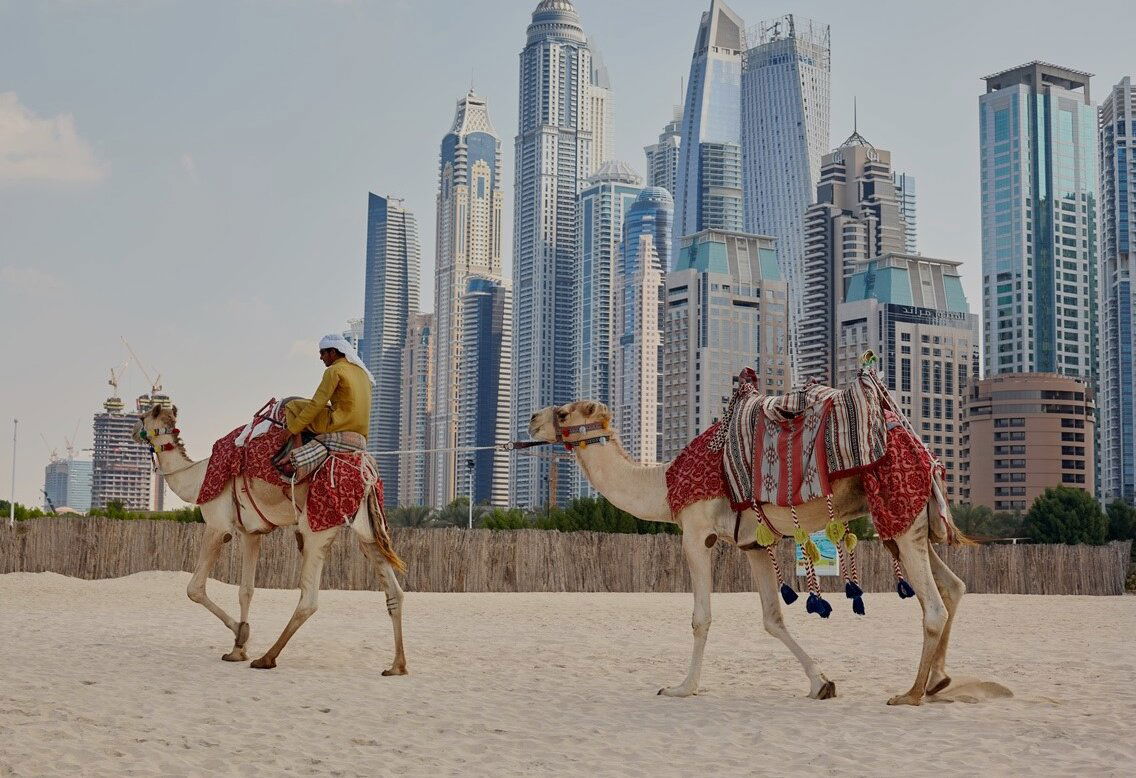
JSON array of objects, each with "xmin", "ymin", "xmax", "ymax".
[
  {"xmin": 892, "ymin": 171, "xmax": 918, "ymax": 254},
  {"xmin": 644, "ymin": 103, "xmax": 682, "ymax": 212},
  {"xmin": 512, "ymin": 0, "xmax": 608, "ymax": 508},
  {"xmin": 363, "ymin": 193, "xmax": 421, "ymax": 507},
  {"xmin": 673, "ymin": 0, "xmax": 746, "ymax": 259},
  {"xmin": 741, "ymin": 14, "xmax": 830, "ymax": 380},
  {"xmin": 1099, "ymin": 76, "xmax": 1135, "ymax": 501},
  {"xmin": 979, "ymin": 62, "xmax": 1097, "ymax": 382}
]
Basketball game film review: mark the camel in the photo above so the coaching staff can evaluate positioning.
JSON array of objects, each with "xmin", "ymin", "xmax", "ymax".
[
  {"xmin": 529, "ymin": 400, "xmax": 968, "ymax": 706},
  {"xmin": 135, "ymin": 403, "xmax": 408, "ymax": 673}
]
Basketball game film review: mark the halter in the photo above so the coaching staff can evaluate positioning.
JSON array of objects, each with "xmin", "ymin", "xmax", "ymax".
[
  {"xmin": 552, "ymin": 414, "xmax": 612, "ymax": 451},
  {"xmin": 138, "ymin": 425, "xmax": 180, "ymax": 452}
]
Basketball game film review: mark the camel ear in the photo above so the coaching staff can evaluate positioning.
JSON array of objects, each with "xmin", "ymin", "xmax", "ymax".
[
  {"xmin": 582, "ymin": 401, "xmax": 597, "ymax": 417},
  {"xmin": 150, "ymin": 404, "xmax": 162, "ymax": 419},
  {"xmin": 171, "ymin": 405, "xmax": 178, "ymax": 417}
]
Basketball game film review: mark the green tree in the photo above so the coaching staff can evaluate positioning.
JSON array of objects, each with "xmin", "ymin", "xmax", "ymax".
[
  {"xmin": 387, "ymin": 504, "xmax": 437, "ymax": 528},
  {"xmin": 847, "ymin": 515, "xmax": 877, "ymax": 541},
  {"xmin": 0, "ymin": 500, "xmax": 47, "ymax": 521},
  {"xmin": 1022, "ymin": 487, "xmax": 1107, "ymax": 545},
  {"xmin": 479, "ymin": 508, "xmax": 532, "ymax": 530},
  {"xmin": 950, "ymin": 504, "xmax": 1024, "ymax": 539},
  {"xmin": 1105, "ymin": 499, "xmax": 1136, "ymax": 542}
]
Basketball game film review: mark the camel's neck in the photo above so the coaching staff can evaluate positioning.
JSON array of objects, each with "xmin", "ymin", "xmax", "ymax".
[
  {"xmin": 574, "ymin": 440, "xmax": 672, "ymax": 523},
  {"xmin": 154, "ymin": 444, "xmax": 209, "ymax": 504}
]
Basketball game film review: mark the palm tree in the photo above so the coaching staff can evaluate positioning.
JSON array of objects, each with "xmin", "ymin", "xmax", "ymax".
[{"xmin": 387, "ymin": 504, "xmax": 436, "ymax": 528}]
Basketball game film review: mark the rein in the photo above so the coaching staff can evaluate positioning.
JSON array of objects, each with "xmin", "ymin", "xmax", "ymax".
[{"xmin": 551, "ymin": 414, "xmax": 612, "ymax": 451}]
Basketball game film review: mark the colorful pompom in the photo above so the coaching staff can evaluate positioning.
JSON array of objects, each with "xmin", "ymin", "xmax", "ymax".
[
  {"xmin": 780, "ymin": 583, "xmax": 798, "ymax": 605},
  {"xmin": 844, "ymin": 532, "xmax": 858, "ymax": 552},
  {"xmin": 793, "ymin": 527, "xmax": 809, "ymax": 545},
  {"xmin": 825, "ymin": 520, "xmax": 846, "ymax": 543}
]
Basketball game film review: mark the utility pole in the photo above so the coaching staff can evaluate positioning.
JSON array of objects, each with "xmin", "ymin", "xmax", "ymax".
[
  {"xmin": 9, "ymin": 418, "xmax": 17, "ymax": 528},
  {"xmin": 466, "ymin": 458, "xmax": 474, "ymax": 529}
]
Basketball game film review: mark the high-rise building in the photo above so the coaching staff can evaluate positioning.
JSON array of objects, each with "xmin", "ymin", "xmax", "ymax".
[
  {"xmin": 892, "ymin": 171, "xmax": 918, "ymax": 254},
  {"xmin": 613, "ymin": 187, "xmax": 673, "ymax": 464},
  {"xmin": 342, "ymin": 318, "xmax": 364, "ymax": 358},
  {"xmin": 644, "ymin": 102, "xmax": 682, "ymax": 209},
  {"xmin": 662, "ymin": 229, "xmax": 790, "ymax": 457},
  {"xmin": 837, "ymin": 253, "xmax": 980, "ymax": 502},
  {"xmin": 1098, "ymin": 76, "xmax": 1136, "ymax": 502},
  {"xmin": 459, "ymin": 277, "xmax": 513, "ymax": 506},
  {"xmin": 590, "ymin": 50, "xmax": 614, "ymax": 169},
  {"xmin": 979, "ymin": 62, "xmax": 1098, "ymax": 381},
  {"xmin": 578, "ymin": 161, "xmax": 643, "ymax": 413},
  {"xmin": 363, "ymin": 193, "xmax": 421, "ymax": 507},
  {"xmin": 799, "ymin": 131, "xmax": 907, "ymax": 384},
  {"xmin": 91, "ymin": 393, "xmax": 152, "ymax": 511},
  {"xmin": 960, "ymin": 373, "xmax": 1096, "ymax": 510},
  {"xmin": 432, "ymin": 91, "xmax": 504, "ymax": 507},
  {"xmin": 512, "ymin": 0, "xmax": 607, "ymax": 508},
  {"xmin": 674, "ymin": 0, "xmax": 746, "ymax": 260},
  {"xmin": 43, "ymin": 457, "xmax": 92, "ymax": 513},
  {"xmin": 399, "ymin": 313, "xmax": 433, "ymax": 507},
  {"xmin": 741, "ymin": 14, "xmax": 831, "ymax": 378}
]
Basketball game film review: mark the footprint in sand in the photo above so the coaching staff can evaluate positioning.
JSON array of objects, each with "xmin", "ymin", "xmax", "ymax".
[{"xmin": 928, "ymin": 677, "xmax": 1014, "ymax": 704}]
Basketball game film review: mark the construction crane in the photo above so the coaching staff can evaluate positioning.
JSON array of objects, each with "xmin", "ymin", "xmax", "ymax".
[
  {"xmin": 121, "ymin": 337, "xmax": 162, "ymax": 395},
  {"xmin": 40, "ymin": 433, "xmax": 60, "ymax": 463},
  {"xmin": 40, "ymin": 488, "xmax": 56, "ymax": 514},
  {"xmin": 64, "ymin": 421, "xmax": 80, "ymax": 460}
]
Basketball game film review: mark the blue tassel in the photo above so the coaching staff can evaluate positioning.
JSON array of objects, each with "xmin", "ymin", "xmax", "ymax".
[
  {"xmin": 844, "ymin": 580, "xmax": 863, "ymax": 600},
  {"xmin": 806, "ymin": 592, "xmax": 832, "ymax": 618},
  {"xmin": 852, "ymin": 596, "xmax": 865, "ymax": 615},
  {"xmin": 897, "ymin": 578, "xmax": 915, "ymax": 599},
  {"xmin": 780, "ymin": 583, "xmax": 798, "ymax": 605}
]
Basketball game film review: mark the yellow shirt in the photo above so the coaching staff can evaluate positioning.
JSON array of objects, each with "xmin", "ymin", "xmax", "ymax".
[{"xmin": 286, "ymin": 358, "xmax": 371, "ymax": 436}]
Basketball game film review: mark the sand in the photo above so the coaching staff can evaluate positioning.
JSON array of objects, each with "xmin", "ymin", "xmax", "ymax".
[{"xmin": 1, "ymin": 572, "xmax": 1133, "ymax": 777}]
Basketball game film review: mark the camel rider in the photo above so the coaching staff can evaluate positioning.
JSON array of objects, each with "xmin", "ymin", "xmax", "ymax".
[{"xmin": 284, "ymin": 333, "xmax": 373, "ymax": 442}]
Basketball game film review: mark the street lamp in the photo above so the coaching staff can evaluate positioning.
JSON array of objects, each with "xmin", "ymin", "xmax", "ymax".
[{"xmin": 466, "ymin": 457, "xmax": 475, "ymax": 529}]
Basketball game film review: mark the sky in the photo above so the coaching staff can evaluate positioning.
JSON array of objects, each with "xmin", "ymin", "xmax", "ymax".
[{"xmin": 1, "ymin": 0, "xmax": 1132, "ymax": 508}]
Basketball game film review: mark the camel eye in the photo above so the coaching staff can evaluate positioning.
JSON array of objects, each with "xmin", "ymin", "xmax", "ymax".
[{"xmin": 557, "ymin": 412, "xmax": 567, "ymax": 421}]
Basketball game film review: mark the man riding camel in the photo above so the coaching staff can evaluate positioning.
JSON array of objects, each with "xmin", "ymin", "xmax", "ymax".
[{"xmin": 285, "ymin": 333, "xmax": 373, "ymax": 443}]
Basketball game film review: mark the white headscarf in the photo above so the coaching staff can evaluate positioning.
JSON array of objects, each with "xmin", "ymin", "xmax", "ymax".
[{"xmin": 319, "ymin": 333, "xmax": 374, "ymax": 385}]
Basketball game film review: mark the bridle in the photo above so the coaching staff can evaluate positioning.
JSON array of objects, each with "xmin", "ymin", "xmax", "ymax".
[
  {"xmin": 551, "ymin": 411, "xmax": 612, "ymax": 451},
  {"xmin": 138, "ymin": 423, "xmax": 197, "ymax": 476}
]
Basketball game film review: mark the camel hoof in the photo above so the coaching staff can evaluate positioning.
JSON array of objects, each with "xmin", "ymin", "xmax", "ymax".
[
  {"xmin": 221, "ymin": 650, "xmax": 247, "ymax": 662},
  {"xmin": 250, "ymin": 656, "xmax": 277, "ymax": 670},
  {"xmin": 381, "ymin": 666, "xmax": 408, "ymax": 677},
  {"xmin": 657, "ymin": 685, "xmax": 695, "ymax": 698},
  {"xmin": 927, "ymin": 675, "xmax": 951, "ymax": 696},
  {"xmin": 887, "ymin": 693, "xmax": 924, "ymax": 706},
  {"xmin": 810, "ymin": 680, "xmax": 837, "ymax": 700}
]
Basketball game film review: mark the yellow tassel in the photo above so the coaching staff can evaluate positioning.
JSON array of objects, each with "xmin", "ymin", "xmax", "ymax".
[
  {"xmin": 579, "ymin": 441, "xmax": 587, "ymax": 449},
  {"xmin": 793, "ymin": 528, "xmax": 809, "ymax": 545},
  {"xmin": 825, "ymin": 520, "xmax": 846, "ymax": 543},
  {"xmin": 755, "ymin": 523, "xmax": 776, "ymax": 548},
  {"xmin": 845, "ymin": 533, "xmax": 858, "ymax": 551},
  {"xmin": 805, "ymin": 538, "xmax": 821, "ymax": 562}
]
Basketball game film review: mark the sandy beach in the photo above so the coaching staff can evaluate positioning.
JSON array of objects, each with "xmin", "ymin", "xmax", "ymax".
[{"xmin": 1, "ymin": 571, "xmax": 1133, "ymax": 777}]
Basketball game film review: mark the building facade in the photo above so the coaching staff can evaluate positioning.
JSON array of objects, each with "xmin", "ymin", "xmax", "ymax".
[
  {"xmin": 644, "ymin": 103, "xmax": 682, "ymax": 211},
  {"xmin": 342, "ymin": 318, "xmax": 364, "ymax": 357},
  {"xmin": 91, "ymin": 394, "xmax": 152, "ymax": 511},
  {"xmin": 399, "ymin": 313, "xmax": 433, "ymax": 507},
  {"xmin": 613, "ymin": 187, "xmax": 673, "ymax": 464},
  {"xmin": 1098, "ymin": 76, "xmax": 1136, "ymax": 501},
  {"xmin": 960, "ymin": 373, "xmax": 1096, "ymax": 511},
  {"xmin": 512, "ymin": 0, "xmax": 608, "ymax": 507},
  {"xmin": 43, "ymin": 458, "xmax": 92, "ymax": 513},
  {"xmin": 673, "ymin": 0, "xmax": 746, "ymax": 259},
  {"xmin": 363, "ymin": 193, "xmax": 421, "ymax": 507},
  {"xmin": 662, "ymin": 229, "xmax": 790, "ymax": 458},
  {"xmin": 458, "ymin": 277, "xmax": 513, "ymax": 506},
  {"xmin": 741, "ymin": 14, "xmax": 830, "ymax": 378},
  {"xmin": 837, "ymin": 253, "xmax": 980, "ymax": 502},
  {"xmin": 431, "ymin": 91, "xmax": 504, "ymax": 507},
  {"xmin": 799, "ymin": 131, "xmax": 907, "ymax": 384},
  {"xmin": 892, "ymin": 171, "xmax": 918, "ymax": 254},
  {"xmin": 979, "ymin": 62, "xmax": 1098, "ymax": 382}
]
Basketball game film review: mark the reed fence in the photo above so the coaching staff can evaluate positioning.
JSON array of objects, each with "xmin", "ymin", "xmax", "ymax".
[{"xmin": 2, "ymin": 518, "xmax": 1130, "ymax": 595}]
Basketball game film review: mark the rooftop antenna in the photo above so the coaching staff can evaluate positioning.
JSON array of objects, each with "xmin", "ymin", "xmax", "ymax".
[{"xmin": 854, "ymin": 97, "xmax": 858, "ymax": 134}]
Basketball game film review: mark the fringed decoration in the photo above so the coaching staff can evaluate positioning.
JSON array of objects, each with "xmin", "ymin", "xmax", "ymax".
[
  {"xmin": 792, "ymin": 505, "xmax": 829, "ymax": 617},
  {"xmin": 893, "ymin": 557, "xmax": 915, "ymax": 599},
  {"xmin": 754, "ymin": 504, "xmax": 797, "ymax": 605},
  {"xmin": 824, "ymin": 497, "xmax": 865, "ymax": 616}
]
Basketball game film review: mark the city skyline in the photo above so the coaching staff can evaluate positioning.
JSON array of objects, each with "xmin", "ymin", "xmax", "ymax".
[{"xmin": 2, "ymin": 0, "xmax": 1134, "ymax": 507}]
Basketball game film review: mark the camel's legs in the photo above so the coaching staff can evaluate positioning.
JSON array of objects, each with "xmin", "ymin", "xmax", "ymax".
[
  {"xmin": 186, "ymin": 525, "xmax": 239, "ymax": 635},
  {"xmin": 250, "ymin": 528, "xmax": 337, "ymax": 669},
  {"xmin": 222, "ymin": 532, "xmax": 261, "ymax": 662},
  {"xmin": 658, "ymin": 524, "xmax": 713, "ymax": 697},
  {"xmin": 926, "ymin": 541, "xmax": 965, "ymax": 695},
  {"xmin": 360, "ymin": 541, "xmax": 408, "ymax": 676},
  {"xmin": 887, "ymin": 520, "xmax": 948, "ymax": 706},
  {"xmin": 745, "ymin": 548, "xmax": 835, "ymax": 699}
]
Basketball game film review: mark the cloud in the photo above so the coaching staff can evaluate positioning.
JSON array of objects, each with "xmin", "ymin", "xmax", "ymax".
[
  {"xmin": 0, "ymin": 92, "xmax": 107, "ymax": 184},
  {"xmin": 0, "ymin": 265, "xmax": 64, "ymax": 294}
]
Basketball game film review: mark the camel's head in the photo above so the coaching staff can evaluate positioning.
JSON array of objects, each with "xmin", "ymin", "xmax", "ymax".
[
  {"xmin": 528, "ymin": 401, "xmax": 612, "ymax": 447},
  {"xmin": 133, "ymin": 402, "xmax": 179, "ymax": 448}
]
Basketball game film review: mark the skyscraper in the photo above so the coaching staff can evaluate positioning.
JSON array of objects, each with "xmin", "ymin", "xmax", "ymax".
[
  {"xmin": 512, "ymin": 0, "xmax": 607, "ymax": 508},
  {"xmin": 399, "ymin": 313, "xmax": 433, "ymax": 507},
  {"xmin": 663, "ymin": 229, "xmax": 790, "ymax": 458},
  {"xmin": 459, "ymin": 277, "xmax": 513, "ymax": 506},
  {"xmin": 741, "ymin": 14, "xmax": 831, "ymax": 378},
  {"xmin": 432, "ymin": 91, "xmax": 504, "ymax": 507},
  {"xmin": 91, "ymin": 393, "xmax": 152, "ymax": 511},
  {"xmin": 578, "ymin": 160, "xmax": 643, "ymax": 414},
  {"xmin": 892, "ymin": 171, "xmax": 918, "ymax": 254},
  {"xmin": 613, "ymin": 186, "xmax": 672, "ymax": 464},
  {"xmin": 979, "ymin": 62, "xmax": 1098, "ymax": 382},
  {"xmin": 590, "ymin": 51, "xmax": 614, "ymax": 169},
  {"xmin": 673, "ymin": 0, "xmax": 746, "ymax": 259},
  {"xmin": 798, "ymin": 131, "xmax": 907, "ymax": 384},
  {"xmin": 1098, "ymin": 76, "xmax": 1135, "ymax": 501},
  {"xmin": 644, "ymin": 102, "xmax": 682, "ymax": 208},
  {"xmin": 43, "ymin": 457, "xmax": 92, "ymax": 513},
  {"xmin": 363, "ymin": 193, "xmax": 421, "ymax": 506}
]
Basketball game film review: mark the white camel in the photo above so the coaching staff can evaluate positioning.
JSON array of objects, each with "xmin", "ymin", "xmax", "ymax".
[
  {"xmin": 136, "ymin": 403, "xmax": 408, "ymax": 673},
  {"xmin": 529, "ymin": 401, "xmax": 968, "ymax": 705}
]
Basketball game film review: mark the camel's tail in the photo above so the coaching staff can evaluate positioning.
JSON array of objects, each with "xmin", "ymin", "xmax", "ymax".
[
  {"xmin": 928, "ymin": 473, "xmax": 974, "ymax": 547},
  {"xmin": 367, "ymin": 488, "xmax": 406, "ymax": 572}
]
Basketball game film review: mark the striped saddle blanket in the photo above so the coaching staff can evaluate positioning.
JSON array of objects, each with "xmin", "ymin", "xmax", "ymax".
[{"xmin": 712, "ymin": 369, "xmax": 890, "ymax": 509}]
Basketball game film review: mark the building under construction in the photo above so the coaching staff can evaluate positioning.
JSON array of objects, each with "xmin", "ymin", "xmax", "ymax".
[{"xmin": 90, "ymin": 392, "xmax": 154, "ymax": 511}]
